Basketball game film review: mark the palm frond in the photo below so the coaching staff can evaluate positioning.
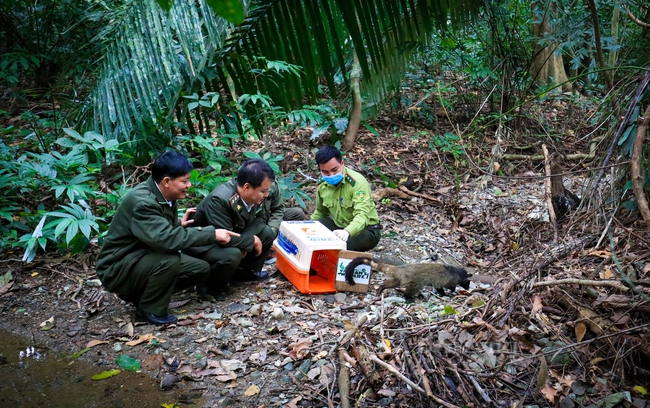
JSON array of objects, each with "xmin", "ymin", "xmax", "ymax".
[
  {"xmin": 79, "ymin": 0, "xmax": 230, "ymax": 143},
  {"xmin": 83, "ymin": 0, "xmax": 484, "ymax": 143}
]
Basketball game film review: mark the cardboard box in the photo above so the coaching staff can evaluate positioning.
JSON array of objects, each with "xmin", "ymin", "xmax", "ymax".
[
  {"xmin": 273, "ymin": 221, "xmax": 347, "ymax": 294},
  {"xmin": 335, "ymin": 250, "xmax": 373, "ymax": 293}
]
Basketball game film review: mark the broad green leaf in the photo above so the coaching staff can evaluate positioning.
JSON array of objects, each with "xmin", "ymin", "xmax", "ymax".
[
  {"xmin": 601, "ymin": 391, "xmax": 631, "ymax": 408},
  {"xmin": 91, "ymin": 369, "xmax": 121, "ymax": 380},
  {"xmin": 206, "ymin": 0, "xmax": 245, "ymax": 25},
  {"xmin": 441, "ymin": 305, "xmax": 458, "ymax": 315},
  {"xmin": 155, "ymin": 0, "xmax": 173, "ymax": 10},
  {"xmin": 116, "ymin": 354, "xmax": 141, "ymax": 371}
]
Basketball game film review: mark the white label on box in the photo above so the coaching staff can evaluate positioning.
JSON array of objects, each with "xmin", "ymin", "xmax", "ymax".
[{"xmin": 336, "ymin": 258, "xmax": 371, "ymax": 285}]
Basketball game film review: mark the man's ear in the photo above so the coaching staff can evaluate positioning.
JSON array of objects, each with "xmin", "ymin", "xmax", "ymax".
[{"xmin": 161, "ymin": 176, "xmax": 172, "ymax": 188}]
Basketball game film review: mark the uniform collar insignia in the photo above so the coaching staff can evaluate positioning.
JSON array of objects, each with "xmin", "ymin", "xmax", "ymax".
[{"xmin": 229, "ymin": 193, "xmax": 240, "ymax": 206}]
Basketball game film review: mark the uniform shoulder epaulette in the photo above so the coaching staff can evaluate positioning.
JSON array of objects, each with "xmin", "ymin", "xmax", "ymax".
[
  {"xmin": 344, "ymin": 173, "xmax": 356, "ymax": 186},
  {"xmin": 317, "ymin": 176, "xmax": 326, "ymax": 185},
  {"xmin": 228, "ymin": 193, "xmax": 240, "ymax": 207}
]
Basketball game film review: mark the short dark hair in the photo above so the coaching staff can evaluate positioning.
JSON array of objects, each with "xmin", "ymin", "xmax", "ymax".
[
  {"xmin": 315, "ymin": 145, "xmax": 342, "ymax": 165},
  {"xmin": 151, "ymin": 151, "xmax": 194, "ymax": 183},
  {"xmin": 237, "ymin": 158, "xmax": 275, "ymax": 188}
]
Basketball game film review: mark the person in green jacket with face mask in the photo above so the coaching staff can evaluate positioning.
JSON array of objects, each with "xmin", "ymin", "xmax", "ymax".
[
  {"xmin": 96, "ymin": 151, "xmax": 238, "ymax": 325},
  {"xmin": 311, "ymin": 146, "xmax": 382, "ymax": 252}
]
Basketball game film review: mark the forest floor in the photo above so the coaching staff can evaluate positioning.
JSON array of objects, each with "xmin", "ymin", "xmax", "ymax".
[{"xmin": 2, "ymin": 95, "xmax": 650, "ymax": 408}]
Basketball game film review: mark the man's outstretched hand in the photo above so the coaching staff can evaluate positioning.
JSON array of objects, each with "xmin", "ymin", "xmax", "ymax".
[{"xmin": 216, "ymin": 229, "xmax": 240, "ymax": 244}]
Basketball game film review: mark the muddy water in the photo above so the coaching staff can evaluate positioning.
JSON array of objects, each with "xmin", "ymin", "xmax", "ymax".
[{"xmin": 0, "ymin": 329, "xmax": 186, "ymax": 407}]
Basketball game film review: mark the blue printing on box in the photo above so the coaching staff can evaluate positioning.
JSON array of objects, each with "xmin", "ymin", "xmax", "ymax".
[{"xmin": 277, "ymin": 231, "xmax": 299, "ymax": 256}]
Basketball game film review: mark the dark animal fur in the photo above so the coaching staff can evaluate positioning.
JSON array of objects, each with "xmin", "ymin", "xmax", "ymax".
[{"xmin": 344, "ymin": 257, "xmax": 471, "ymax": 298}]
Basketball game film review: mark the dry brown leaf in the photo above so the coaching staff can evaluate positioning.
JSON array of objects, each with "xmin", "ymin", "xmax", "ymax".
[
  {"xmin": 126, "ymin": 322, "xmax": 134, "ymax": 337},
  {"xmin": 532, "ymin": 294, "xmax": 543, "ymax": 314},
  {"xmin": 216, "ymin": 372, "xmax": 238, "ymax": 382},
  {"xmin": 574, "ymin": 321, "xmax": 587, "ymax": 342},
  {"xmin": 244, "ymin": 384, "xmax": 260, "ymax": 397},
  {"xmin": 549, "ymin": 369, "xmax": 575, "ymax": 388},
  {"xmin": 168, "ymin": 299, "xmax": 191, "ymax": 309},
  {"xmin": 311, "ymin": 350, "xmax": 327, "ymax": 362},
  {"xmin": 0, "ymin": 281, "xmax": 14, "ymax": 296},
  {"xmin": 142, "ymin": 354, "xmax": 164, "ymax": 371},
  {"xmin": 221, "ymin": 359, "xmax": 244, "ymax": 371},
  {"xmin": 600, "ymin": 268, "xmax": 614, "ymax": 279},
  {"xmin": 86, "ymin": 340, "xmax": 109, "ymax": 348},
  {"xmin": 378, "ymin": 389, "xmax": 396, "ymax": 397},
  {"xmin": 286, "ymin": 396, "xmax": 302, "ymax": 408},
  {"xmin": 126, "ymin": 333, "xmax": 165, "ymax": 346},
  {"xmin": 194, "ymin": 337, "xmax": 209, "ymax": 343},
  {"xmin": 288, "ymin": 338, "xmax": 313, "ymax": 360},
  {"xmin": 187, "ymin": 311, "xmax": 205, "ymax": 320},
  {"xmin": 194, "ymin": 368, "xmax": 221, "ymax": 377},
  {"xmin": 536, "ymin": 356, "xmax": 548, "ymax": 392},
  {"xmin": 540, "ymin": 383, "xmax": 559, "ymax": 403}
]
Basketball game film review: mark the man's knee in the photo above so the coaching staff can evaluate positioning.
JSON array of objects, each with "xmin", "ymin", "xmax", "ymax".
[
  {"xmin": 283, "ymin": 207, "xmax": 306, "ymax": 221},
  {"xmin": 212, "ymin": 247, "xmax": 242, "ymax": 267},
  {"xmin": 151, "ymin": 253, "xmax": 182, "ymax": 276},
  {"xmin": 258, "ymin": 226, "xmax": 277, "ymax": 246}
]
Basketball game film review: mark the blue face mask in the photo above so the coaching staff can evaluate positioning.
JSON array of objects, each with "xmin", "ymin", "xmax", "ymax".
[{"xmin": 323, "ymin": 171, "xmax": 343, "ymax": 185}]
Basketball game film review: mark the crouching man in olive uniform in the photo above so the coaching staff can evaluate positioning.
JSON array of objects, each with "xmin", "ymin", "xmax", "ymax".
[
  {"xmin": 96, "ymin": 151, "xmax": 238, "ymax": 325},
  {"xmin": 187, "ymin": 159, "xmax": 303, "ymax": 301}
]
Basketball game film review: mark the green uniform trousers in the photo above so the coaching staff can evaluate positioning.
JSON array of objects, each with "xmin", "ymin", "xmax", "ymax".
[
  {"xmin": 316, "ymin": 217, "xmax": 381, "ymax": 252},
  {"xmin": 113, "ymin": 252, "xmax": 210, "ymax": 316},
  {"xmin": 283, "ymin": 207, "xmax": 306, "ymax": 221},
  {"xmin": 190, "ymin": 225, "xmax": 276, "ymax": 289},
  {"xmin": 186, "ymin": 207, "xmax": 306, "ymax": 291}
]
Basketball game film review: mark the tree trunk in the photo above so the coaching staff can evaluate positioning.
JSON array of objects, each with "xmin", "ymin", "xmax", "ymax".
[
  {"xmin": 530, "ymin": 1, "xmax": 570, "ymax": 92},
  {"xmin": 341, "ymin": 50, "xmax": 362, "ymax": 152},
  {"xmin": 631, "ymin": 104, "xmax": 650, "ymax": 229},
  {"xmin": 586, "ymin": 0, "xmax": 614, "ymax": 91},
  {"xmin": 608, "ymin": 6, "xmax": 620, "ymax": 66}
]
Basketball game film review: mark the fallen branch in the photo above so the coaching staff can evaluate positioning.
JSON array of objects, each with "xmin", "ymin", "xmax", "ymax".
[
  {"xmin": 502, "ymin": 136, "xmax": 603, "ymax": 161},
  {"xmin": 398, "ymin": 185, "xmax": 443, "ymax": 204},
  {"xmin": 353, "ymin": 342, "xmax": 381, "ymax": 386},
  {"xmin": 542, "ymin": 144, "xmax": 558, "ymax": 242},
  {"xmin": 369, "ymin": 354, "xmax": 426, "ymax": 395},
  {"xmin": 533, "ymin": 278, "xmax": 628, "ymax": 291},
  {"xmin": 631, "ymin": 103, "xmax": 650, "ymax": 229},
  {"xmin": 329, "ymin": 315, "xmax": 367, "ymax": 355},
  {"xmin": 338, "ymin": 349, "xmax": 350, "ymax": 408},
  {"xmin": 369, "ymin": 354, "xmax": 461, "ymax": 408}
]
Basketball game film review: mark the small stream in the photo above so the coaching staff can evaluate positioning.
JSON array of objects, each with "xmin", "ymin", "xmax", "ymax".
[{"xmin": 0, "ymin": 329, "xmax": 186, "ymax": 407}]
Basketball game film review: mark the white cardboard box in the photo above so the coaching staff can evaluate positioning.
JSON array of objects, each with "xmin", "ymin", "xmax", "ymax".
[{"xmin": 335, "ymin": 250, "xmax": 373, "ymax": 293}]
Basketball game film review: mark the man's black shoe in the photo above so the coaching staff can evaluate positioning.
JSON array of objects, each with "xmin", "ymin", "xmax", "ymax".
[
  {"xmin": 135, "ymin": 307, "xmax": 178, "ymax": 325},
  {"xmin": 231, "ymin": 268, "xmax": 270, "ymax": 282},
  {"xmin": 196, "ymin": 284, "xmax": 227, "ymax": 302},
  {"xmin": 250, "ymin": 270, "xmax": 269, "ymax": 281}
]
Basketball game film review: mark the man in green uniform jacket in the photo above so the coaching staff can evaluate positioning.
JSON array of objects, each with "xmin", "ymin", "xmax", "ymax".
[
  {"xmin": 188, "ymin": 159, "xmax": 301, "ymax": 300},
  {"xmin": 311, "ymin": 146, "xmax": 381, "ymax": 252},
  {"xmin": 96, "ymin": 151, "xmax": 238, "ymax": 325}
]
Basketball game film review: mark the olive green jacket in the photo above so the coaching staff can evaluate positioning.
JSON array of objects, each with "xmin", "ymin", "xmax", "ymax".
[
  {"xmin": 311, "ymin": 167, "xmax": 380, "ymax": 236},
  {"xmin": 96, "ymin": 177, "xmax": 218, "ymax": 291},
  {"xmin": 191, "ymin": 178, "xmax": 284, "ymax": 253}
]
